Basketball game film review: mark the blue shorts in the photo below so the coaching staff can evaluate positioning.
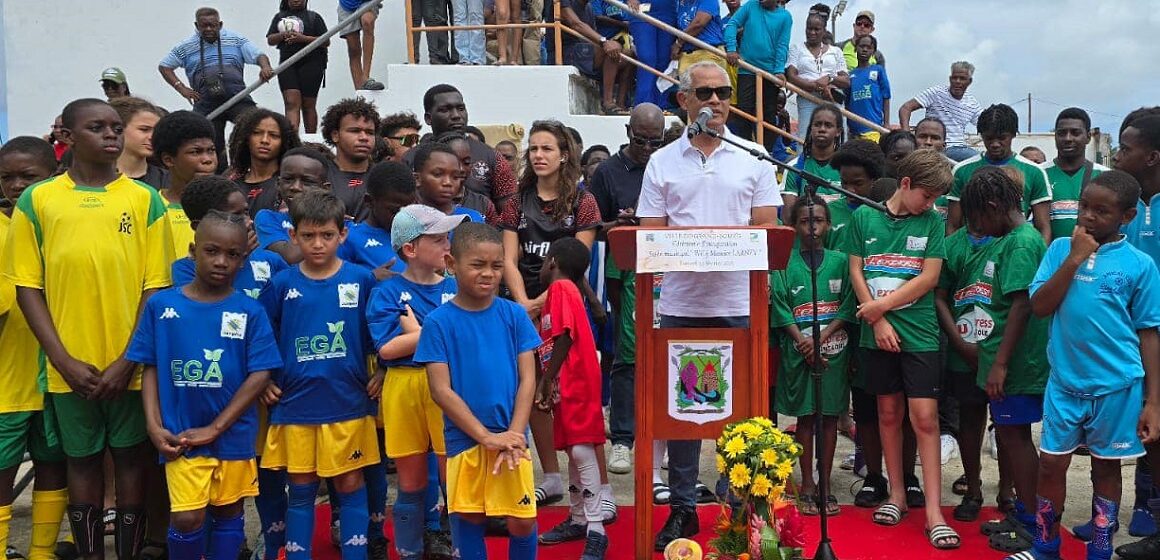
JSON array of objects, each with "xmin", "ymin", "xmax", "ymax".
[
  {"xmin": 990, "ymin": 395, "xmax": 1043, "ymax": 426},
  {"xmin": 1040, "ymin": 381, "xmax": 1145, "ymax": 460}
]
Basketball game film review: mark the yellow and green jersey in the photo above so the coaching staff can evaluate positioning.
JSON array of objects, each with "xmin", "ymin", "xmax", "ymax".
[
  {"xmin": 165, "ymin": 200, "xmax": 195, "ymax": 261},
  {"xmin": 2, "ymin": 174, "xmax": 174, "ymax": 393},
  {"xmin": 0, "ymin": 212, "xmax": 45, "ymax": 412}
]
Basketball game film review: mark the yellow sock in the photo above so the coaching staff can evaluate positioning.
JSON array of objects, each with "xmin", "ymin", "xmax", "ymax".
[
  {"xmin": 0, "ymin": 503, "xmax": 12, "ymax": 555},
  {"xmin": 29, "ymin": 489, "xmax": 67, "ymax": 560}
]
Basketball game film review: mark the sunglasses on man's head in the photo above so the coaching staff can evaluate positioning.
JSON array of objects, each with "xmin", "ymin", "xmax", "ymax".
[
  {"xmin": 693, "ymin": 86, "xmax": 733, "ymax": 102},
  {"xmin": 388, "ymin": 133, "xmax": 421, "ymax": 147}
]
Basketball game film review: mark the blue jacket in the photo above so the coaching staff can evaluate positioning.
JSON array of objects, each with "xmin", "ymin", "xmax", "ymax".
[{"xmin": 723, "ymin": 1, "xmax": 792, "ymax": 75}]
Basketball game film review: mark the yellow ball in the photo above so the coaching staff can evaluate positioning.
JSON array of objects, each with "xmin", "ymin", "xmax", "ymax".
[{"xmin": 664, "ymin": 538, "xmax": 703, "ymax": 560}]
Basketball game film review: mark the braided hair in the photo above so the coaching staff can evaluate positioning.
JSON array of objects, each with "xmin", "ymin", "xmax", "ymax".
[
  {"xmin": 960, "ymin": 166, "xmax": 1021, "ymax": 227},
  {"xmin": 977, "ymin": 104, "xmax": 1019, "ymax": 137}
]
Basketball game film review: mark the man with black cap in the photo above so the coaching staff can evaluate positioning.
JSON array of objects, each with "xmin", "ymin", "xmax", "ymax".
[
  {"xmin": 99, "ymin": 67, "xmax": 131, "ymax": 101},
  {"xmin": 836, "ymin": 10, "xmax": 885, "ymax": 70}
]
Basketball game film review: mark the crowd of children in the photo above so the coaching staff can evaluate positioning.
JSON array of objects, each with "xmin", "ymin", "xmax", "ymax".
[{"xmin": 1, "ymin": 84, "xmax": 1160, "ymax": 560}]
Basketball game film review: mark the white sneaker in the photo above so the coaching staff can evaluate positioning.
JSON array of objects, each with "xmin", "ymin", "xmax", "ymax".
[
  {"xmin": 840, "ymin": 453, "xmax": 855, "ymax": 470},
  {"xmin": 986, "ymin": 425, "xmax": 998, "ymax": 460},
  {"xmin": 940, "ymin": 434, "xmax": 959, "ymax": 465},
  {"xmin": 608, "ymin": 444, "xmax": 632, "ymax": 475}
]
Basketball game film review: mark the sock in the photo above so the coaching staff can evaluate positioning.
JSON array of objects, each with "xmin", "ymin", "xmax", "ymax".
[
  {"xmin": 255, "ymin": 468, "xmax": 288, "ymax": 560},
  {"xmin": 30, "ymin": 489, "xmax": 68, "ymax": 560},
  {"xmin": 508, "ymin": 524, "xmax": 538, "ymax": 560},
  {"xmin": 285, "ymin": 481, "xmax": 319, "ymax": 560},
  {"xmin": 0, "ymin": 504, "xmax": 11, "ymax": 554},
  {"xmin": 207, "ymin": 511, "xmax": 246, "ymax": 560},
  {"xmin": 338, "ymin": 485, "xmax": 370, "ymax": 560},
  {"xmin": 1136, "ymin": 460, "xmax": 1154, "ymax": 509},
  {"xmin": 167, "ymin": 524, "xmax": 207, "ymax": 560},
  {"xmin": 570, "ymin": 444, "xmax": 605, "ymax": 535},
  {"xmin": 326, "ymin": 477, "xmax": 340, "ymax": 526},
  {"xmin": 393, "ymin": 489, "xmax": 426, "ymax": 559},
  {"xmin": 1012, "ymin": 499, "xmax": 1036, "ymax": 533},
  {"xmin": 566, "ymin": 456, "xmax": 584, "ymax": 524},
  {"xmin": 115, "ymin": 507, "xmax": 147, "ymax": 560},
  {"xmin": 363, "ymin": 461, "xmax": 387, "ymax": 540},
  {"xmin": 66, "ymin": 504, "xmax": 102, "ymax": 557},
  {"xmin": 653, "ymin": 440, "xmax": 666, "ymax": 484},
  {"xmin": 1089, "ymin": 494, "xmax": 1118, "ymax": 560},
  {"xmin": 539, "ymin": 471, "xmax": 563, "ymax": 495},
  {"xmin": 1032, "ymin": 496, "xmax": 1062, "ymax": 558},
  {"xmin": 449, "ymin": 514, "xmax": 486, "ymax": 560},
  {"xmin": 424, "ymin": 452, "xmax": 443, "ymax": 532}
]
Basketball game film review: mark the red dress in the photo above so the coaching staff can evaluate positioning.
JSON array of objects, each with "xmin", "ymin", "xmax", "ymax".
[{"xmin": 539, "ymin": 279, "xmax": 606, "ymax": 449}]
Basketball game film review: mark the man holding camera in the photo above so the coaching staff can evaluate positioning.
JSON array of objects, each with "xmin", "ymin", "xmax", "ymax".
[{"xmin": 159, "ymin": 7, "xmax": 275, "ymax": 171}]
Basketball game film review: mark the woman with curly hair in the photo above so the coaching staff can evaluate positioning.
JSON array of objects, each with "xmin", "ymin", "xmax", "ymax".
[{"xmin": 226, "ymin": 108, "xmax": 301, "ymax": 215}]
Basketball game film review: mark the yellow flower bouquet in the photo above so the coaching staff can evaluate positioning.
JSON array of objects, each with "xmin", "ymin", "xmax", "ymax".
[{"xmin": 707, "ymin": 417, "xmax": 803, "ymax": 560}]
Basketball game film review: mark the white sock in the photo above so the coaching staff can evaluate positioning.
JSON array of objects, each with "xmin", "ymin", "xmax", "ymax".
[
  {"xmin": 653, "ymin": 440, "xmax": 666, "ymax": 482},
  {"xmin": 567, "ymin": 457, "xmax": 583, "ymax": 524},
  {"xmin": 570, "ymin": 444, "xmax": 606, "ymax": 535}
]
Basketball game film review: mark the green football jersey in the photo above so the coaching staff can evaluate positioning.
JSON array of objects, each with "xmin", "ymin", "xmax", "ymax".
[
  {"xmin": 1043, "ymin": 161, "xmax": 1108, "ymax": 240},
  {"xmin": 851, "ymin": 205, "xmax": 946, "ymax": 352},
  {"xmin": 824, "ymin": 198, "xmax": 858, "ymax": 254},
  {"xmin": 938, "ymin": 228, "xmax": 992, "ymax": 373},
  {"xmin": 948, "ymin": 154, "xmax": 1051, "ymax": 215},
  {"xmin": 607, "ymin": 261, "xmax": 662, "ymax": 365},
  {"xmin": 783, "ymin": 155, "xmax": 843, "ymax": 203}
]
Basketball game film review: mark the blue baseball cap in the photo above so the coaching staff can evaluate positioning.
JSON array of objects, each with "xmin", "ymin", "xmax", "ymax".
[{"xmin": 390, "ymin": 204, "xmax": 467, "ymax": 252}]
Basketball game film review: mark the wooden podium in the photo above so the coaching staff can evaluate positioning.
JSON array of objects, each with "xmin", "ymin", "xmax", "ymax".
[{"xmin": 607, "ymin": 225, "xmax": 794, "ymax": 559}]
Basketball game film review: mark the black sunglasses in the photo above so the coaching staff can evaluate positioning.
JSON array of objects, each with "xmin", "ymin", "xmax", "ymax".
[
  {"xmin": 693, "ymin": 86, "xmax": 733, "ymax": 101},
  {"xmin": 628, "ymin": 130, "xmax": 664, "ymax": 149},
  {"xmin": 388, "ymin": 133, "xmax": 421, "ymax": 147}
]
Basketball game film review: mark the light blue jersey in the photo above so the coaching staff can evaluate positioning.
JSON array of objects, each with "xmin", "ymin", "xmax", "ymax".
[{"xmin": 1123, "ymin": 197, "xmax": 1160, "ymax": 266}]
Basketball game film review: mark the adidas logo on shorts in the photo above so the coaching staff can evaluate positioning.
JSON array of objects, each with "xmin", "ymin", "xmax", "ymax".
[{"xmin": 344, "ymin": 534, "xmax": 368, "ymax": 546}]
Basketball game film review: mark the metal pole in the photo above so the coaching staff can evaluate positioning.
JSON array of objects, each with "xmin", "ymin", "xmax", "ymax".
[
  {"xmin": 1027, "ymin": 93, "xmax": 1032, "ymax": 133},
  {"xmin": 207, "ymin": 0, "xmax": 383, "ymax": 121}
]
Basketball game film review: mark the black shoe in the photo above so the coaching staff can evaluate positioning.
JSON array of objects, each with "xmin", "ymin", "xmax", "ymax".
[
  {"xmin": 424, "ymin": 530, "xmax": 452, "ymax": 560},
  {"xmin": 367, "ymin": 536, "xmax": 389, "ymax": 560},
  {"xmin": 904, "ymin": 474, "xmax": 926, "ymax": 509},
  {"xmin": 653, "ymin": 508, "xmax": 699, "ymax": 551},
  {"xmin": 54, "ymin": 541, "xmax": 79, "ymax": 560},
  {"xmin": 854, "ymin": 474, "xmax": 889, "ymax": 508},
  {"xmin": 580, "ymin": 531, "xmax": 609, "ymax": 560},
  {"xmin": 1116, "ymin": 534, "xmax": 1160, "ymax": 560},
  {"xmin": 6, "ymin": 547, "xmax": 25, "ymax": 560}
]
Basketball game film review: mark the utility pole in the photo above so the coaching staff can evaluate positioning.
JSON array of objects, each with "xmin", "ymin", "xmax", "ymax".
[{"xmin": 1027, "ymin": 93, "xmax": 1032, "ymax": 133}]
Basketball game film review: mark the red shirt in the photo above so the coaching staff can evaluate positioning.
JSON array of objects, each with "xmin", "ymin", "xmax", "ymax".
[{"xmin": 539, "ymin": 279, "xmax": 601, "ymax": 399}]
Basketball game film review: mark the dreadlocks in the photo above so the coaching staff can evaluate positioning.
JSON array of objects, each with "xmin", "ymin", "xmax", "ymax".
[
  {"xmin": 977, "ymin": 104, "xmax": 1020, "ymax": 137},
  {"xmin": 961, "ymin": 166, "xmax": 1021, "ymax": 226}
]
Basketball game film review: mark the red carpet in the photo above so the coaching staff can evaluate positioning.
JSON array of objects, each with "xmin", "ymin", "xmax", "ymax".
[{"xmin": 311, "ymin": 503, "xmax": 1087, "ymax": 559}]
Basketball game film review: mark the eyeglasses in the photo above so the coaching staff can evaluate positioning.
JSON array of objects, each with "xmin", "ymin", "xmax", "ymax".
[
  {"xmin": 693, "ymin": 86, "xmax": 733, "ymax": 101},
  {"xmin": 855, "ymin": 20, "xmax": 873, "ymax": 28},
  {"xmin": 388, "ymin": 133, "xmax": 421, "ymax": 147},
  {"xmin": 628, "ymin": 130, "xmax": 664, "ymax": 149}
]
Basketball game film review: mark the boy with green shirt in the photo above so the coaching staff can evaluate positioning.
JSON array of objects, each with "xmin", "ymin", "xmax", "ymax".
[
  {"xmin": 825, "ymin": 139, "xmax": 884, "ymax": 253},
  {"xmin": 1043, "ymin": 108, "xmax": 1107, "ymax": 240},
  {"xmin": 771, "ymin": 196, "xmax": 855, "ymax": 517},
  {"xmin": 946, "ymin": 104, "xmax": 1053, "ymax": 245},
  {"xmin": 936, "ymin": 167, "xmax": 1048, "ymax": 552},
  {"xmin": 849, "ymin": 148, "xmax": 958, "ymax": 549}
]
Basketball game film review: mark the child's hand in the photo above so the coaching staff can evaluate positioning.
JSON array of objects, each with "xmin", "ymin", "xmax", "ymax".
[
  {"xmin": 366, "ymin": 369, "xmax": 385, "ymax": 399},
  {"xmin": 984, "ymin": 363, "xmax": 1007, "ymax": 401},
  {"xmin": 491, "ymin": 448, "xmax": 532, "ymax": 474},
  {"xmin": 482, "ymin": 431, "xmax": 526, "ymax": 452},
  {"xmin": 1068, "ymin": 226, "xmax": 1100, "ymax": 265},
  {"xmin": 533, "ymin": 376, "xmax": 558, "ymax": 412},
  {"xmin": 148, "ymin": 428, "xmax": 186, "ymax": 461},
  {"xmin": 1140, "ymin": 402, "xmax": 1160, "ymax": 444},
  {"xmin": 260, "ymin": 382, "xmax": 282, "ymax": 406},
  {"xmin": 399, "ymin": 304, "xmax": 420, "ymax": 334},
  {"xmin": 373, "ymin": 259, "xmax": 399, "ymax": 282},
  {"xmin": 56, "ymin": 356, "xmax": 102, "ymax": 399},
  {"xmin": 856, "ymin": 299, "xmax": 888, "ymax": 324},
  {"xmin": 872, "ymin": 320, "xmax": 900, "ymax": 352},
  {"xmin": 177, "ymin": 426, "xmax": 220, "ymax": 448},
  {"xmin": 794, "ymin": 336, "xmax": 816, "ymax": 359}
]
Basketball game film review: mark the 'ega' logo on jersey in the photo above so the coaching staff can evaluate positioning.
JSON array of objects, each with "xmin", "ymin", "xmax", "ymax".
[
  {"xmin": 250, "ymin": 261, "xmax": 272, "ymax": 282},
  {"xmin": 170, "ymin": 348, "xmax": 225, "ymax": 388},
  {"xmin": 295, "ymin": 321, "xmax": 348, "ymax": 362},
  {"xmin": 338, "ymin": 283, "xmax": 360, "ymax": 308},
  {"xmin": 221, "ymin": 312, "xmax": 247, "ymax": 340}
]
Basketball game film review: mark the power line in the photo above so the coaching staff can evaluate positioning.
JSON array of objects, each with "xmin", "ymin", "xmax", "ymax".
[{"xmin": 1030, "ymin": 95, "xmax": 1124, "ymax": 120}]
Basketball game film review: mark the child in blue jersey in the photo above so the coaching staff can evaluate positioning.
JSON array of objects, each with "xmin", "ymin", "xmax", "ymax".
[
  {"xmin": 415, "ymin": 222, "xmax": 541, "ymax": 560},
  {"xmin": 128, "ymin": 212, "xmax": 283, "ymax": 560},
  {"xmin": 254, "ymin": 147, "xmax": 332, "ymax": 265},
  {"xmin": 340, "ymin": 160, "xmax": 415, "ymax": 280},
  {"xmin": 845, "ymin": 35, "xmax": 890, "ymax": 143},
  {"xmin": 258, "ymin": 190, "xmax": 381, "ymax": 560},
  {"xmin": 367, "ymin": 205, "xmax": 465, "ymax": 559},
  {"xmin": 411, "ymin": 142, "xmax": 486, "ymax": 224},
  {"xmin": 1011, "ymin": 171, "xmax": 1160, "ymax": 560}
]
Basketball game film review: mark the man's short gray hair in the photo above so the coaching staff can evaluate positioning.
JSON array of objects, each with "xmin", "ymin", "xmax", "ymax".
[
  {"xmin": 951, "ymin": 61, "xmax": 975, "ymax": 76},
  {"xmin": 679, "ymin": 61, "xmax": 729, "ymax": 92}
]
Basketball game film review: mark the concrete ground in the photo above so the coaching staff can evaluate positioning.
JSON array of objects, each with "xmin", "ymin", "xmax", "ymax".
[{"xmin": 3, "ymin": 415, "xmax": 1148, "ymax": 556}]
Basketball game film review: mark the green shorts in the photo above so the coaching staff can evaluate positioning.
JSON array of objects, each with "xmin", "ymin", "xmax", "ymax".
[
  {"xmin": 0, "ymin": 400, "xmax": 65, "ymax": 469},
  {"xmin": 50, "ymin": 391, "xmax": 147, "ymax": 458}
]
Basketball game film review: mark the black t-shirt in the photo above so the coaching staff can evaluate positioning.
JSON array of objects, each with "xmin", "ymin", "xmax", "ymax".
[
  {"xmin": 499, "ymin": 189, "xmax": 601, "ymax": 298},
  {"xmin": 404, "ymin": 136, "xmax": 513, "ymax": 208},
  {"xmin": 327, "ymin": 160, "xmax": 369, "ymax": 220},
  {"xmin": 240, "ymin": 175, "xmax": 280, "ymax": 216},
  {"xmin": 586, "ymin": 147, "xmax": 646, "ymax": 223},
  {"xmin": 132, "ymin": 164, "xmax": 169, "ymax": 191},
  {"xmin": 267, "ymin": 9, "xmax": 329, "ymax": 63}
]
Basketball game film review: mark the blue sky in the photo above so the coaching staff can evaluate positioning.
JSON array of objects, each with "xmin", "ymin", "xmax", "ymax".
[{"xmin": 779, "ymin": 0, "xmax": 1158, "ymax": 141}]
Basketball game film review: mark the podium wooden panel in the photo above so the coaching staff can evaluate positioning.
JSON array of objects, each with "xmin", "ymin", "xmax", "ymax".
[{"xmin": 606, "ymin": 225, "xmax": 794, "ymax": 559}]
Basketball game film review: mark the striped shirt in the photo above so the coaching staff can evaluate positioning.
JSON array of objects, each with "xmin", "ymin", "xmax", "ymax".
[
  {"xmin": 160, "ymin": 30, "xmax": 263, "ymax": 91},
  {"xmin": 913, "ymin": 85, "xmax": 982, "ymax": 148}
]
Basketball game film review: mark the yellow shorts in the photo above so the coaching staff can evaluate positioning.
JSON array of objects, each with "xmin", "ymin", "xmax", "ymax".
[
  {"xmin": 858, "ymin": 131, "xmax": 882, "ymax": 143},
  {"xmin": 381, "ymin": 366, "xmax": 445, "ymax": 458},
  {"xmin": 165, "ymin": 456, "xmax": 258, "ymax": 512},
  {"xmin": 446, "ymin": 445, "xmax": 536, "ymax": 519},
  {"xmin": 261, "ymin": 416, "xmax": 380, "ymax": 477}
]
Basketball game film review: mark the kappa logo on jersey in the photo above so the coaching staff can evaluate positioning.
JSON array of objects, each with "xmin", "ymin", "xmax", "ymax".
[
  {"xmin": 792, "ymin": 301, "xmax": 839, "ymax": 323},
  {"xmin": 399, "ymin": 291, "xmax": 413, "ymax": 304},
  {"xmin": 365, "ymin": 238, "xmax": 382, "ymax": 248},
  {"xmin": 281, "ymin": 220, "xmax": 293, "ymax": 231},
  {"xmin": 250, "ymin": 261, "xmax": 272, "ymax": 282},
  {"xmin": 118, "ymin": 212, "xmax": 133, "ymax": 235},
  {"xmin": 953, "ymin": 282, "xmax": 993, "ymax": 307},
  {"xmin": 295, "ymin": 321, "xmax": 348, "ymax": 362},
  {"xmin": 338, "ymin": 283, "xmax": 360, "ymax": 308},
  {"xmin": 1050, "ymin": 200, "xmax": 1079, "ymax": 220},
  {"xmin": 221, "ymin": 311, "xmax": 247, "ymax": 340},
  {"xmin": 441, "ymin": 293, "xmax": 455, "ymax": 304},
  {"xmin": 170, "ymin": 348, "xmax": 224, "ymax": 388},
  {"xmin": 284, "ymin": 288, "xmax": 302, "ymax": 300},
  {"xmin": 791, "ymin": 286, "xmax": 805, "ymax": 295},
  {"xmin": 518, "ymin": 494, "xmax": 532, "ymax": 506},
  {"xmin": 160, "ymin": 307, "xmax": 180, "ymax": 319},
  {"xmin": 906, "ymin": 236, "xmax": 929, "ymax": 251},
  {"xmin": 863, "ymin": 254, "xmax": 924, "ymax": 276},
  {"xmin": 349, "ymin": 448, "xmax": 364, "ymax": 461}
]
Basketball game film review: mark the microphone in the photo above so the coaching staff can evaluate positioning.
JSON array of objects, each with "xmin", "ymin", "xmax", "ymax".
[{"xmin": 687, "ymin": 107, "xmax": 714, "ymax": 138}]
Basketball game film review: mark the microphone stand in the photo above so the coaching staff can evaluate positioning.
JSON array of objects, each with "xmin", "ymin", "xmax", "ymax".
[{"xmin": 692, "ymin": 123, "xmax": 888, "ymax": 560}]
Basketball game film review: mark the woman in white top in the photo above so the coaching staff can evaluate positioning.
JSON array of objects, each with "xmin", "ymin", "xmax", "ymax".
[{"xmin": 786, "ymin": 13, "xmax": 849, "ymax": 129}]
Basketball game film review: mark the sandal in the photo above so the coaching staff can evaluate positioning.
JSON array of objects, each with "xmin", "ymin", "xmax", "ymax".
[
  {"xmin": 695, "ymin": 482, "xmax": 716, "ymax": 504},
  {"xmin": 951, "ymin": 474, "xmax": 970, "ymax": 496},
  {"xmin": 981, "ymin": 515, "xmax": 1020, "ymax": 536},
  {"xmin": 824, "ymin": 494, "xmax": 841, "ymax": 516},
  {"xmin": 601, "ymin": 103, "xmax": 629, "ymax": 116},
  {"xmin": 872, "ymin": 503, "xmax": 906, "ymax": 526},
  {"xmin": 926, "ymin": 524, "xmax": 961, "ymax": 550},
  {"xmin": 953, "ymin": 494, "xmax": 983, "ymax": 522},
  {"xmin": 988, "ymin": 528, "xmax": 1032, "ymax": 553},
  {"xmin": 798, "ymin": 492, "xmax": 819, "ymax": 516},
  {"xmin": 997, "ymin": 493, "xmax": 1017, "ymax": 514},
  {"xmin": 652, "ymin": 482, "xmax": 671, "ymax": 505}
]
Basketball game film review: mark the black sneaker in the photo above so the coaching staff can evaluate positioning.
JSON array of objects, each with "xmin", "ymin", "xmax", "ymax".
[
  {"xmin": 367, "ymin": 536, "xmax": 389, "ymax": 560},
  {"xmin": 653, "ymin": 508, "xmax": 699, "ymax": 551},
  {"xmin": 1116, "ymin": 534, "xmax": 1160, "ymax": 560},
  {"xmin": 5, "ymin": 547, "xmax": 25, "ymax": 559},
  {"xmin": 424, "ymin": 529, "xmax": 453, "ymax": 560},
  {"xmin": 854, "ymin": 474, "xmax": 889, "ymax": 508},
  {"xmin": 580, "ymin": 531, "xmax": 609, "ymax": 560},
  {"xmin": 54, "ymin": 541, "xmax": 79, "ymax": 560},
  {"xmin": 539, "ymin": 520, "xmax": 587, "ymax": 545},
  {"xmin": 904, "ymin": 474, "xmax": 926, "ymax": 509}
]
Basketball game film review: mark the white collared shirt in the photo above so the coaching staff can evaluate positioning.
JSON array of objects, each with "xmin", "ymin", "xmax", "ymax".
[{"xmin": 636, "ymin": 127, "xmax": 782, "ymax": 317}]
